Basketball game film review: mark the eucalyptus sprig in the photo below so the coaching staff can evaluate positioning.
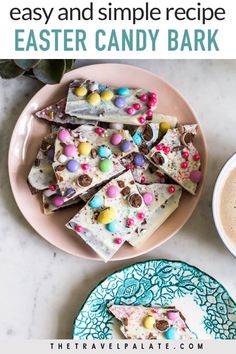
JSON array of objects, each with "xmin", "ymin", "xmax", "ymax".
[{"xmin": 0, "ymin": 59, "xmax": 75, "ymax": 84}]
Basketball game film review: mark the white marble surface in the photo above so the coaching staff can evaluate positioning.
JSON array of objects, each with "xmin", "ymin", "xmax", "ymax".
[{"xmin": 0, "ymin": 60, "xmax": 236, "ymax": 339}]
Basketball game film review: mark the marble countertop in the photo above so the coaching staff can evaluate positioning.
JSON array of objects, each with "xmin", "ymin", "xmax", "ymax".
[{"xmin": 0, "ymin": 60, "xmax": 236, "ymax": 339}]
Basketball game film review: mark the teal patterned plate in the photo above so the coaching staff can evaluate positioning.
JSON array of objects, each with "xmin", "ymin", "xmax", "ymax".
[{"xmin": 73, "ymin": 260, "xmax": 236, "ymax": 339}]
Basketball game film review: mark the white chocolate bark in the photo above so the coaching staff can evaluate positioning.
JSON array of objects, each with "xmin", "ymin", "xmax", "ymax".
[
  {"xmin": 147, "ymin": 125, "xmax": 201, "ymax": 195},
  {"xmin": 121, "ymin": 154, "xmax": 166, "ymax": 185},
  {"xmin": 52, "ymin": 126, "xmax": 125, "ymax": 200},
  {"xmin": 128, "ymin": 183, "xmax": 182, "ymax": 247},
  {"xmin": 35, "ymin": 97, "xmax": 97, "ymax": 126},
  {"xmin": 27, "ymin": 133, "xmax": 56, "ymax": 193},
  {"xmin": 109, "ymin": 305, "xmax": 196, "ymax": 340},
  {"xmin": 65, "ymin": 79, "xmax": 157, "ymax": 125},
  {"xmin": 66, "ymin": 171, "xmax": 149, "ymax": 262},
  {"xmin": 42, "ymin": 187, "xmax": 81, "ymax": 215}
]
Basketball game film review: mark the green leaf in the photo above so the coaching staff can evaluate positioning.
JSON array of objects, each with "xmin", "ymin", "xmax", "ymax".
[
  {"xmin": 65, "ymin": 59, "xmax": 76, "ymax": 71},
  {"xmin": 0, "ymin": 60, "xmax": 25, "ymax": 79},
  {"xmin": 33, "ymin": 59, "xmax": 66, "ymax": 84},
  {"xmin": 14, "ymin": 59, "xmax": 40, "ymax": 70}
]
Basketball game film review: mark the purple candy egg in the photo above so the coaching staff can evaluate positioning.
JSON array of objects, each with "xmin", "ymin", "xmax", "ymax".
[
  {"xmin": 110, "ymin": 133, "xmax": 123, "ymax": 146},
  {"xmin": 51, "ymin": 195, "xmax": 64, "ymax": 207},
  {"xmin": 133, "ymin": 153, "xmax": 145, "ymax": 167},
  {"xmin": 64, "ymin": 144, "xmax": 77, "ymax": 157},
  {"xmin": 119, "ymin": 140, "xmax": 132, "ymax": 152},
  {"xmin": 114, "ymin": 96, "xmax": 126, "ymax": 108},
  {"xmin": 66, "ymin": 160, "xmax": 79, "ymax": 172},
  {"xmin": 190, "ymin": 170, "xmax": 202, "ymax": 183},
  {"xmin": 47, "ymin": 148, "xmax": 54, "ymax": 161},
  {"xmin": 58, "ymin": 129, "xmax": 70, "ymax": 143}
]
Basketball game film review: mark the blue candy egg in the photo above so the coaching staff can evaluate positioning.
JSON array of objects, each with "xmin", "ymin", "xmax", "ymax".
[
  {"xmin": 164, "ymin": 327, "xmax": 178, "ymax": 340},
  {"xmin": 132, "ymin": 131, "xmax": 143, "ymax": 145},
  {"xmin": 116, "ymin": 87, "xmax": 130, "ymax": 96},
  {"xmin": 89, "ymin": 195, "xmax": 104, "ymax": 209},
  {"xmin": 98, "ymin": 84, "xmax": 106, "ymax": 92},
  {"xmin": 106, "ymin": 220, "xmax": 120, "ymax": 233},
  {"xmin": 114, "ymin": 96, "xmax": 126, "ymax": 108},
  {"xmin": 97, "ymin": 145, "xmax": 112, "ymax": 158}
]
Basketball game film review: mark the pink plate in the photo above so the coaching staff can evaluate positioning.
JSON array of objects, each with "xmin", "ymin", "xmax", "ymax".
[{"xmin": 8, "ymin": 63, "xmax": 207, "ymax": 261}]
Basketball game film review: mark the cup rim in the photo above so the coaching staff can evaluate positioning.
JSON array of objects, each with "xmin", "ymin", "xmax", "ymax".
[{"xmin": 212, "ymin": 152, "xmax": 236, "ymax": 258}]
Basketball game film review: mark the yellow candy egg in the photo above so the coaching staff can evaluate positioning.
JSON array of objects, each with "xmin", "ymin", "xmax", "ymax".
[
  {"xmin": 48, "ymin": 111, "xmax": 54, "ymax": 119},
  {"xmin": 78, "ymin": 142, "xmax": 92, "ymax": 155},
  {"xmin": 143, "ymin": 315, "xmax": 155, "ymax": 329},
  {"xmin": 101, "ymin": 90, "xmax": 114, "ymax": 101},
  {"xmin": 74, "ymin": 86, "xmax": 88, "ymax": 97},
  {"xmin": 87, "ymin": 92, "xmax": 101, "ymax": 105},
  {"xmin": 159, "ymin": 122, "xmax": 171, "ymax": 134},
  {"xmin": 98, "ymin": 207, "xmax": 117, "ymax": 224}
]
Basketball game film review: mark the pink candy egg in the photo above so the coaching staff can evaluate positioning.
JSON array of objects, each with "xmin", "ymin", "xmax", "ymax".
[
  {"xmin": 190, "ymin": 170, "xmax": 202, "ymax": 183},
  {"xmin": 64, "ymin": 144, "xmax": 77, "ymax": 157},
  {"xmin": 58, "ymin": 129, "xmax": 70, "ymax": 143},
  {"xmin": 143, "ymin": 192, "xmax": 154, "ymax": 206},
  {"xmin": 106, "ymin": 185, "xmax": 119, "ymax": 198},
  {"xmin": 110, "ymin": 133, "xmax": 122, "ymax": 146},
  {"xmin": 166, "ymin": 311, "xmax": 180, "ymax": 321},
  {"xmin": 51, "ymin": 195, "xmax": 64, "ymax": 207}
]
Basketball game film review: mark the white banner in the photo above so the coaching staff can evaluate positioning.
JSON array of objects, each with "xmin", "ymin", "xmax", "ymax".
[
  {"xmin": 0, "ymin": 340, "xmax": 236, "ymax": 354},
  {"xmin": 0, "ymin": 0, "xmax": 235, "ymax": 59}
]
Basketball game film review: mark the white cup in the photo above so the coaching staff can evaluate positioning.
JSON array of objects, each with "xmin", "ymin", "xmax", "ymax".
[{"xmin": 212, "ymin": 153, "xmax": 236, "ymax": 258}]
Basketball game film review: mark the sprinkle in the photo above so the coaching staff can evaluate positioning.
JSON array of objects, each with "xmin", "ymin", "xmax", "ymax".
[
  {"xmin": 49, "ymin": 184, "xmax": 56, "ymax": 192},
  {"xmin": 75, "ymin": 225, "xmax": 83, "ymax": 232},
  {"xmin": 114, "ymin": 238, "xmax": 122, "ymax": 245},
  {"xmin": 168, "ymin": 186, "xmax": 176, "ymax": 193}
]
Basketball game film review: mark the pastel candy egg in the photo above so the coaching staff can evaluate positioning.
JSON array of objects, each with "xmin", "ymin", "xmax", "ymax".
[
  {"xmin": 119, "ymin": 140, "xmax": 132, "ymax": 152},
  {"xmin": 66, "ymin": 160, "xmax": 79, "ymax": 172},
  {"xmin": 116, "ymin": 87, "xmax": 130, "ymax": 96},
  {"xmin": 143, "ymin": 315, "xmax": 155, "ymax": 329},
  {"xmin": 109, "ymin": 123, "xmax": 124, "ymax": 130},
  {"xmin": 51, "ymin": 195, "xmax": 64, "ymax": 207},
  {"xmin": 132, "ymin": 131, "xmax": 143, "ymax": 145},
  {"xmin": 110, "ymin": 133, "xmax": 123, "ymax": 146},
  {"xmin": 74, "ymin": 86, "xmax": 87, "ymax": 97},
  {"xmin": 106, "ymin": 220, "xmax": 120, "ymax": 233},
  {"xmin": 58, "ymin": 129, "xmax": 70, "ymax": 143},
  {"xmin": 101, "ymin": 90, "xmax": 114, "ymax": 101},
  {"xmin": 58, "ymin": 154, "xmax": 68, "ymax": 163},
  {"xmin": 97, "ymin": 145, "xmax": 112, "ymax": 158},
  {"xmin": 133, "ymin": 153, "xmax": 145, "ymax": 167},
  {"xmin": 89, "ymin": 82, "xmax": 99, "ymax": 91},
  {"xmin": 160, "ymin": 122, "xmax": 171, "ymax": 134},
  {"xmin": 143, "ymin": 192, "xmax": 154, "ymax": 206},
  {"xmin": 78, "ymin": 142, "xmax": 92, "ymax": 155},
  {"xmin": 64, "ymin": 144, "xmax": 77, "ymax": 157},
  {"xmin": 87, "ymin": 92, "xmax": 101, "ymax": 105},
  {"xmin": 99, "ymin": 159, "xmax": 113, "ymax": 173},
  {"xmin": 89, "ymin": 195, "xmax": 104, "ymax": 209},
  {"xmin": 98, "ymin": 207, "xmax": 117, "ymax": 224},
  {"xmin": 47, "ymin": 148, "xmax": 54, "ymax": 161},
  {"xmin": 190, "ymin": 170, "xmax": 202, "ymax": 183},
  {"xmin": 164, "ymin": 327, "xmax": 178, "ymax": 340},
  {"xmin": 114, "ymin": 96, "xmax": 126, "ymax": 108},
  {"xmin": 98, "ymin": 84, "xmax": 106, "ymax": 91},
  {"xmin": 166, "ymin": 311, "xmax": 180, "ymax": 321},
  {"xmin": 106, "ymin": 185, "xmax": 119, "ymax": 198}
]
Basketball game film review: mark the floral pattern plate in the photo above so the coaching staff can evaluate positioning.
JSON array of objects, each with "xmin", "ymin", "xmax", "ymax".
[{"xmin": 73, "ymin": 260, "xmax": 236, "ymax": 340}]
